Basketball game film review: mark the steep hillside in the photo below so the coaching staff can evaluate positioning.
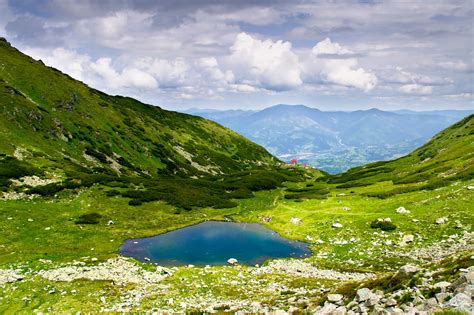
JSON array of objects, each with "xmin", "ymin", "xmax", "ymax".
[
  {"xmin": 186, "ymin": 105, "xmax": 472, "ymax": 173},
  {"xmin": 0, "ymin": 37, "xmax": 276, "ymax": 180}
]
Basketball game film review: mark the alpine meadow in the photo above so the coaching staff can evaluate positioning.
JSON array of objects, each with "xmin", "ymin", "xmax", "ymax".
[{"xmin": 0, "ymin": 1, "xmax": 473, "ymax": 314}]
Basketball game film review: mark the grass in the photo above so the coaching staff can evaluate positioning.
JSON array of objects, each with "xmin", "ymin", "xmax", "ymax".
[{"xmin": 0, "ymin": 38, "xmax": 473, "ymax": 312}]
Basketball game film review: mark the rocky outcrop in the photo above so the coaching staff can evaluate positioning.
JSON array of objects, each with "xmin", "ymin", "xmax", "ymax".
[
  {"xmin": 0, "ymin": 269, "xmax": 23, "ymax": 285},
  {"xmin": 39, "ymin": 257, "xmax": 172, "ymax": 285},
  {"xmin": 252, "ymin": 259, "xmax": 374, "ymax": 281}
]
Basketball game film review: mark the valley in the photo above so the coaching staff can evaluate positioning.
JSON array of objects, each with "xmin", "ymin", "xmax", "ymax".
[
  {"xmin": 186, "ymin": 106, "xmax": 473, "ymax": 173},
  {"xmin": 0, "ymin": 38, "xmax": 473, "ymax": 314}
]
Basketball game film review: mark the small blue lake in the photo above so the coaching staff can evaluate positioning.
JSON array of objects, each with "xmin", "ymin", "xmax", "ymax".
[{"xmin": 119, "ymin": 221, "xmax": 311, "ymax": 266}]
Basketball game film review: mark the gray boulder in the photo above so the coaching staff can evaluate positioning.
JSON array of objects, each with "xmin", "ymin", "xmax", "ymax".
[{"xmin": 356, "ymin": 288, "xmax": 372, "ymax": 302}]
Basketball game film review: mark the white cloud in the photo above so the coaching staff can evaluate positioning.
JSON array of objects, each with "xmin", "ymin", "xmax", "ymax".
[
  {"xmin": 90, "ymin": 58, "xmax": 158, "ymax": 90},
  {"xmin": 385, "ymin": 67, "xmax": 450, "ymax": 85},
  {"xmin": 306, "ymin": 38, "xmax": 377, "ymax": 91},
  {"xmin": 226, "ymin": 32, "xmax": 302, "ymax": 91},
  {"xmin": 399, "ymin": 84, "xmax": 433, "ymax": 95},
  {"xmin": 312, "ymin": 38, "xmax": 354, "ymax": 56},
  {"xmin": 439, "ymin": 60, "xmax": 469, "ymax": 72}
]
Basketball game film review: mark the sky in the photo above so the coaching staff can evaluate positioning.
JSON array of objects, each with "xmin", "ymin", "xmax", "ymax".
[{"xmin": 0, "ymin": 0, "xmax": 473, "ymax": 111}]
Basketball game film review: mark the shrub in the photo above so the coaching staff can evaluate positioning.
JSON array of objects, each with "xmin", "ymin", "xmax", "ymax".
[
  {"xmin": 128, "ymin": 199, "xmax": 143, "ymax": 206},
  {"xmin": 29, "ymin": 182, "xmax": 65, "ymax": 196},
  {"xmin": 106, "ymin": 189, "xmax": 121, "ymax": 197},
  {"xmin": 370, "ymin": 219, "xmax": 397, "ymax": 231},
  {"xmin": 75, "ymin": 212, "xmax": 102, "ymax": 224}
]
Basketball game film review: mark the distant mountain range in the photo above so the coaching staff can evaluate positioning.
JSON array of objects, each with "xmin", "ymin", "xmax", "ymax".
[{"xmin": 184, "ymin": 105, "xmax": 473, "ymax": 173}]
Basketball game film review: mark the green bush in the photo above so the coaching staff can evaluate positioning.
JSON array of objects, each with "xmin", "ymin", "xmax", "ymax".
[
  {"xmin": 370, "ymin": 219, "xmax": 397, "ymax": 231},
  {"xmin": 75, "ymin": 212, "xmax": 102, "ymax": 224},
  {"xmin": 29, "ymin": 182, "xmax": 65, "ymax": 196},
  {"xmin": 0, "ymin": 156, "xmax": 38, "ymax": 178},
  {"xmin": 128, "ymin": 199, "xmax": 143, "ymax": 206},
  {"xmin": 106, "ymin": 189, "xmax": 121, "ymax": 196}
]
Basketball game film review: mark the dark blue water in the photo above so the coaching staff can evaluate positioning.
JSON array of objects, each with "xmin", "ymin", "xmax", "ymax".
[{"xmin": 119, "ymin": 221, "xmax": 311, "ymax": 266}]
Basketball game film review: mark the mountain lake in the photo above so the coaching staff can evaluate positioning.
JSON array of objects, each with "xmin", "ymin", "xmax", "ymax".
[{"xmin": 119, "ymin": 221, "xmax": 311, "ymax": 266}]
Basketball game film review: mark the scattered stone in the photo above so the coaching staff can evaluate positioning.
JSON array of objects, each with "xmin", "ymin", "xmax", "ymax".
[
  {"xmin": 39, "ymin": 257, "xmax": 171, "ymax": 285},
  {"xmin": 434, "ymin": 281, "xmax": 451, "ymax": 289},
  {"xmin": 327, "ymin": 294, "xmax": 343, "ymax": 302},
  {"xmin": 446, "ymin": 293, "xmax": 472, "ymax": 313},
  {"xmin": 252, "ymin": 259, "xmax": 374, "ymax": 281},
  {"xmin": 397, "ymin": 264, "xmax": 419, "ymax": 277},
  {"xmin": 332, "ymin": 223, "xmax": 343, "ymax": 228},
  {"xmin": 356, "ymin": 288, "xmax": 372, "ymax": 302},
  {"xmin": 227, "ymin": 258, "xmax": 238, "ymax": 265},
  {"xmin": 386, "ymin": 298, "xmax": 397, "ymax": 306},
  {"xmin": 435, "ymin": 217, "xmax": 448, "ymax": 225},
  {"xmin": 366, "ymin": 294, "xmax": 380, "ymax": 307},
  {"xmin": 396, "ymin": 207, "xmax": 410, "ymax": 214},
  {"xmin": 401, "ymin": 234, "xmax": 414, "ymax": 244},
  {"xmin": 0, "ymin": 269, "xmax": 23, "ymax": 285},
  {"xmin": 343, "ymin": 207, "xmax": 351, "ymax": 211},
  {"xmin": 107, "ymin": 220, "xmax": 114, "ymax": 225},
  {"xmin": 466, "ymin": 185, "xmax": 474, "ymax": 190},
  {"xmin": 289, "ymin": 217, "xmax": 302, "ymax": 225}
]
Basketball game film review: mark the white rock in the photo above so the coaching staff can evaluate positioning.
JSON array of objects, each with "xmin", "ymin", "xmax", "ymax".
[
  {"xmin": 401, "ymin": 234, "xmax": 414, "ymax": 244},
  {"xmin": 434, "ymin": 281, "xmax": 451, "ymax": 289},
  {"xmin": 398, "ymin": 264, "xmax": 419, "ymax": 277},
  {"xmin": 396, "ymin": 207, "xmax": 410, "ymax": 214},
  {"xmin": 356, "ymin": 288, "xmax": 372, "ymax": 301},
  {"xmin": 290, "ymin": 217, "xmax": 302, "ymax": 225},
  {"xmin": 386, "ymin": 298, "xmax": 397, "ymax": 306},
  {"xmin": 435, "ymin": 217, "xmax": 448, "ymax": 224},
  {"xmin": 446, "ymin": 293, "xmax": 472, "ymax": 312},
  {"xmin": 327, "ymin": 294, "xmax": 343, "ymax": 302},
  {"xmin": 332, "ymin": 223, "xmax": 343, "ymax": 228},
  {"xmin": 227, "ymin": 258, "xmax": 238, "ymax": 265},
  {"xmin": 107, "ymin": 220, "xmax": 114, "ymax": 225}
]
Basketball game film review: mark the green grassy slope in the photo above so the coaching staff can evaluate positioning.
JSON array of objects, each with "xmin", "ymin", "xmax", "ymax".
[
  {"xmin": 0, "ymin": 37, "xmax": 276, "ymax": 179},
  {"xmin": 323, "ymin": 114, "xmax": 474, "ymax": 194}
]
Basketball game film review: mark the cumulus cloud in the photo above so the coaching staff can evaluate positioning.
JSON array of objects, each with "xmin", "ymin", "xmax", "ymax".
[
  {"xmin": 5, "ymin": 0, "xmax": 472, "ymax": 109},
  {"xmin": 306, "ymin": 38, "xmax": 377, "ymax": 91},
  {"xmin": 90, "ymin": 58, "xmax": 158, "ymax": 90},
  {"xmin": 311, "ymin": 38, "xmax": 354, "ymax": 56},
  {"xmin": 399, "ymin": 84, "xmax": 433, "ymax": 95},
  {"xmin": 226, "ymin": 32, "xmax": 302, "ymax": 91}
]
